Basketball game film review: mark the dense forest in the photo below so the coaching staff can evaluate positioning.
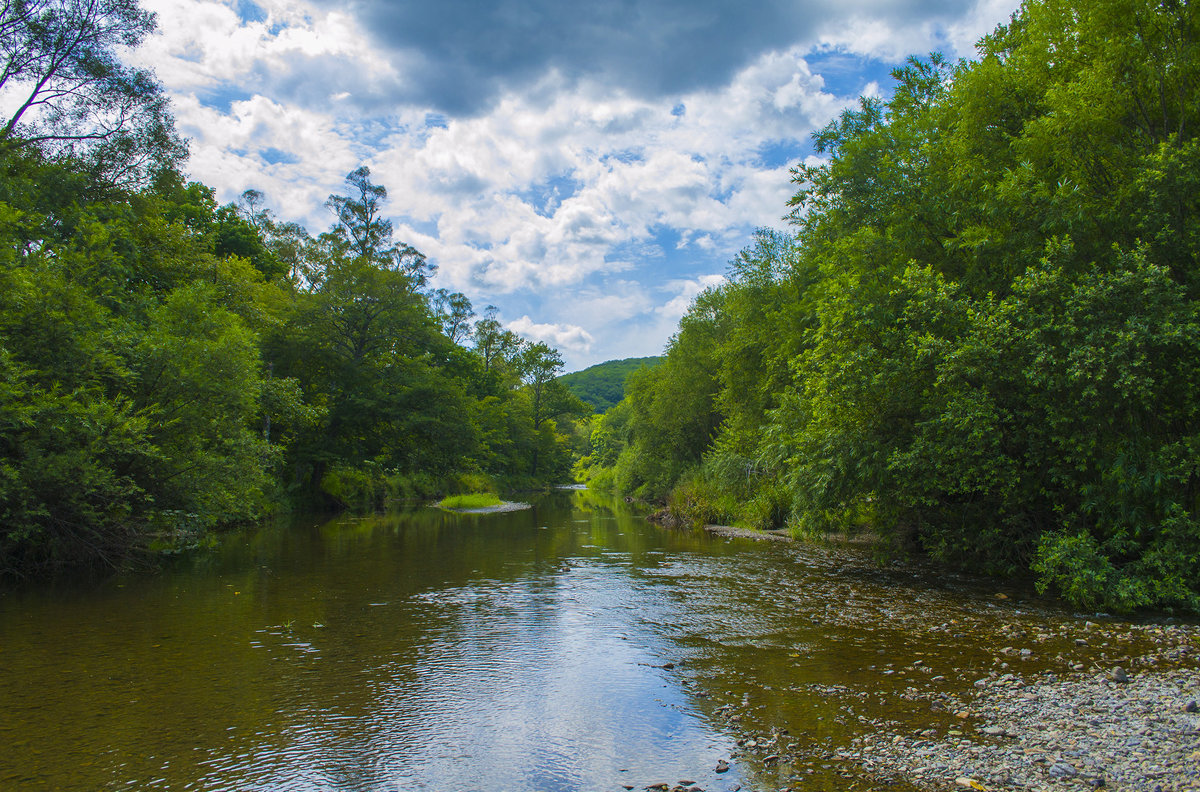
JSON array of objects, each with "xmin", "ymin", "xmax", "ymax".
[
  {"xmin": 581, "ymin": 0, "xmax": 1200, "ymax": 613},
  {"xmin": 5, "ymin": 0, "xmax": 1199, "ymax": 615},
  {"xmin": 559, "ymin": 356, "xmax": 663, "ymax": 413},
  {"xmin": 0, "ymin": 0, "xmax": 588, "ymax": 576}
]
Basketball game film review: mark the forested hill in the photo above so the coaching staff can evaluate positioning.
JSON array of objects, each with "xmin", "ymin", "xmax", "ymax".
[
  {"xmin": 560, "ymin": 357, "xmax": 663, "ymax": 413},
  {"xmin": 577, "ymin": 0, "xmax": 1200, "ymax": 614}
]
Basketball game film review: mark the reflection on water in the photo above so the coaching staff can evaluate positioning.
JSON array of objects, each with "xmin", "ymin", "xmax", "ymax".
[
  {"xmin": 0, "ymin": 491, "xmax": 1179, "ymax": 791},
  {"xmin": 0, "ymin": 494, "xmax": 745, "ymax": 791}
]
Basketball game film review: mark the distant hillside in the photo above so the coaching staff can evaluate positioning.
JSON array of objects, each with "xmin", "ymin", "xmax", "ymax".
[{"xmin": 560, "ymin": 356, "xmax": 664, "ymax": 413}]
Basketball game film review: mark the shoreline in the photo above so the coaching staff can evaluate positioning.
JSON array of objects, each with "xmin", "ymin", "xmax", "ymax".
[
  {"xmin": 687, "ymin": 521, "xmax": 1200, "ymax": 791},
  {"xmin": 722, "ymin": 660, "xmax": 1200, "ymax": 792}
]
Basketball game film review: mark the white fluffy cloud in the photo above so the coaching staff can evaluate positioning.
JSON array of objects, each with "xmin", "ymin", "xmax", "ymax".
[
  {"xmin": 506, "ymin": 316, "xmax": 596, "ymax": 354},
  {"xmin": 135, "ymin": 0, "xmax": 1022, "ymax": 369}
]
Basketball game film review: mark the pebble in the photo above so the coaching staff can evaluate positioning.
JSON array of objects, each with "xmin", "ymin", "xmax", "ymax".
[
  {"xmin": 1111, "ymin": 666, "xmax": 1130, "ymax": 683},
  {"xmin": 844, "ymin": 667, "xmax": 1200, "ymax": 792}
]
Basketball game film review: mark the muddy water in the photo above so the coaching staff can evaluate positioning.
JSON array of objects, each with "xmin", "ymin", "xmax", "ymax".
[{"xmin": 0, "ymin": 491, "xmax": 1186, "ymax": 791}]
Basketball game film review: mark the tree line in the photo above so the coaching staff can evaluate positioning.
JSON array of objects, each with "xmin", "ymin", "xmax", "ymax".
[
  {"xmin": 578, "ymin": 0, "xmax": 1200, "ymax": 613},
  {"xmin": 0, "ymin": 1, "xmax": 588, "ymax": 576}
]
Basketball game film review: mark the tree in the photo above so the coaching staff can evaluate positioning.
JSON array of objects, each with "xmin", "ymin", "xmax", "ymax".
[
  {"xmin": 324, "ymin": 166, "xmax": 435, "ymax": 290},
  {"xmin": 0, "ymin": 0, "xmax": 185, "ymax": 183},
  {"xmin": 520, "ymin": 342, "xmax": 564, "ymax": 430},
  {"xmin": 432, "ymin": 288, "xmax": 474, "ymax": 344}
]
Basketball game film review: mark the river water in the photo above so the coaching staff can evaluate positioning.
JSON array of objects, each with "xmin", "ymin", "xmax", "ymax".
[{"xmin": 0, "ymin": 490, "xmax": 1177, "ymax": 791}]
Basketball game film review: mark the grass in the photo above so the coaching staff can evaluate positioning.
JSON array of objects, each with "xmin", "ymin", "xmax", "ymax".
[{"xmin": 438, "ymin": 492, "xmax": 503, "ymax": 510}]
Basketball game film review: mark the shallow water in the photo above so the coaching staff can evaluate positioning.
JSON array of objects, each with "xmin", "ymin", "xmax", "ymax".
[{"xmin": 0, "ymin": 491, "xmax": 1182, "ymax": 791}]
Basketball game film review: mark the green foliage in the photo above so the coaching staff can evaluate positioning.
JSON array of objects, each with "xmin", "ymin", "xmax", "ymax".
[
  {"xmin": 663, "ymin": 472, "xmax": 737, "ymax": 530},
  {"xmin": 0, "ymin": 147, "xmax": 584, "ymax": 575},
  {"xmin": 438, "ymin": 492, "xmax": 503, "ymax": 510},
  {"xmin": 0, "ymin": 0, "xmax": 187, "ymax": 185},
  {"xmin": 559, "ymin": 356, "xmax": 663, "ymax": 413},
  {"xmin": 590, "ymin": 0, "xmax": 1200, "ymax": 612}
]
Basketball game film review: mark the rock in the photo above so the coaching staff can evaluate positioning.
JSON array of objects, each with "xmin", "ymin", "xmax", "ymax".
[
  {"xmin": 714, "ymin": 760, "xmax": 730, "ymax": 773},
  {"xmin": 1185, "ymin": 700, "xmax": 1198, "ymax": 713},
  {"xmin": 1049, "ymin": 763, "xmax": 1079, "ymax": 778},
  {"xmin": 980, "ymin": 726, "xmax": 1006, "ymax": 736},
  {"xmin": 645, "ymin": 784, "xmax": 668, "ymax": 791},
  {"xmin": 955, "ymin": 777, "xmax": 984, "ymax": 789},
  {"xmin": 1111, "ymin": 666, "xmax": 1130, "ymax": 683}
]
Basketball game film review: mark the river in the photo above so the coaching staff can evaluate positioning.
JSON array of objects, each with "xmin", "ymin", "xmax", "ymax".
[{"xmin": 0, "ymin": 490, "xmax": 1192, "ymax": 791}]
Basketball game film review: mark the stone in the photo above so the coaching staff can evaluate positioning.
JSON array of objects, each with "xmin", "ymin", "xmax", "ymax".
[
  {"xmin": 1184, "ymin": 700, "xmax": 1198, "ymax": 713},
  {"xmin": 1049, "ymin": 763, "xmax": 1079, "ymax": 778},
  {"xmin": 1111, "ymin": 667, "xmax": 1130, "ymax": 683},
  {"xmin": 714, "ymin": 760, "xmax": 730, "ymax": 773}
]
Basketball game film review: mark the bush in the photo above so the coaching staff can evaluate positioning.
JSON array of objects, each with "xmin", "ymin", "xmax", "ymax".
[{"xmin": 664, "ymin": 473, "xmax": 736, "ymax": 529}]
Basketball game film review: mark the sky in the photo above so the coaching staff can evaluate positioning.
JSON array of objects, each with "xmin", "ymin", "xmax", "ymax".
[{"xmin": 130, "ymin": 0, "xmax": 1022, "ymax": 371}]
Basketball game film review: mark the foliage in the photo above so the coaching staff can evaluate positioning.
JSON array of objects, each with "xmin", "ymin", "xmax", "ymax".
[
  {"xmin": 0, "ymin": 134, "xmax": 583, "ymax": 575},
  {"xmin": 0, "ymin": 0, "xmax": 185, "ymax": 184},
  {"xmin": 590, "ymin": 0, "xmax": 1200, "ymax": 613},
  {"xmin": 438, "ymin": 492, "xmax": 503, "ymax": 510}
]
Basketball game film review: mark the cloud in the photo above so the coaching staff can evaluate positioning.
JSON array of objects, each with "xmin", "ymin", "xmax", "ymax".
[
  {"xmin": 506, "ymin": 316, "xmax": 595, "ymax": 354},
  {"xmin": 135, "ymin": 0, "xmax": 1024, "ymax": 369},
  {"xmin": 657, "ymin": 274, "xmax": 727, "ymax": 320},
  {"xmin": 309, "ymin": 0, "xmax": 990, "ymax": 115}
]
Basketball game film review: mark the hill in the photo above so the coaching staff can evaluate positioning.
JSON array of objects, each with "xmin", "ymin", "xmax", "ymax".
[{"xmin": 560, "ymin": 357, "xmax": 663, "ymax": 413}]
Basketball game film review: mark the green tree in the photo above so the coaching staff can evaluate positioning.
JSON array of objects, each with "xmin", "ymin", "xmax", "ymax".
[{"xmin": 0, "ymin": 0, "xmax": 185, "ymax": 183}]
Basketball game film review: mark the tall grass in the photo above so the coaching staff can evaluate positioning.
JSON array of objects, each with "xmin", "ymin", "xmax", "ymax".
[{"xmin": 438, "ymin": 493, "xmax": 503, "ymax": 510}]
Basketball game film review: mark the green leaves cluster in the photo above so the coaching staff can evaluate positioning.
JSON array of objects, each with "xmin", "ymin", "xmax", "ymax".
[
  {"xmin": 0, "ymin": 154, "xmax": 587, "ymax": 576},
  {"xmin": 585, "ymin": 0, "xmax": 1200, "ymax": 612}
]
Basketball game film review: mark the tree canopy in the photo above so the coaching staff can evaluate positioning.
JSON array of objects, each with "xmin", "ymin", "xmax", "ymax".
[
  {"xmin": 584, "ymin": 0, "xmax": 1200, "ymax": 613},
  {"xmin": 0, "ymin": 0, "xmax": 185, "ymax": 184}
]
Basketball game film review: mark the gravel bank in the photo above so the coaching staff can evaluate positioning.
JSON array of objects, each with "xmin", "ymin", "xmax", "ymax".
[
  {"xmin": 852, "ymin": 666, "xmax": 1200, "ymax": 791},
  {"xmin": 715, "ymin": 621, "xmax": 1199, "ymax": 792}
]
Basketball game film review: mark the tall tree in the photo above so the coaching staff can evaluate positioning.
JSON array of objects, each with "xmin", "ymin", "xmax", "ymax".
[
  {"xmin": 0, "ymin": 0, "xmax": 184, "ymax": 183},
  {"xmin": 323, "ymin": 166, "xmax": 435, "ymax": 291}
]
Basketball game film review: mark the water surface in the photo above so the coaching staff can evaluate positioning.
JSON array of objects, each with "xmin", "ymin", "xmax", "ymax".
[{"xmin": 0, "ymin": 491, "xmax": 1175, "ymax": 791}]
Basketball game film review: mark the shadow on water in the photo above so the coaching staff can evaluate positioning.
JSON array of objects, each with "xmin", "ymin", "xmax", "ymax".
[{"xmin": 0, "ymin": 491, "xmax": 1194, "ymax": 791}]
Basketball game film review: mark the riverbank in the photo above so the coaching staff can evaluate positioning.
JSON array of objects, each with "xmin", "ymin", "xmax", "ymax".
[
  {"xmin": 692, "ymin": 521, "xmax": 1200, "ymax": 791},
  {"xmin": 855, "ymin": 664, "xmax": 1199, "ymax": 791},
  {"xmin": 721, "ymin": 656, "xmax": 1199, "ymax": 791}
]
